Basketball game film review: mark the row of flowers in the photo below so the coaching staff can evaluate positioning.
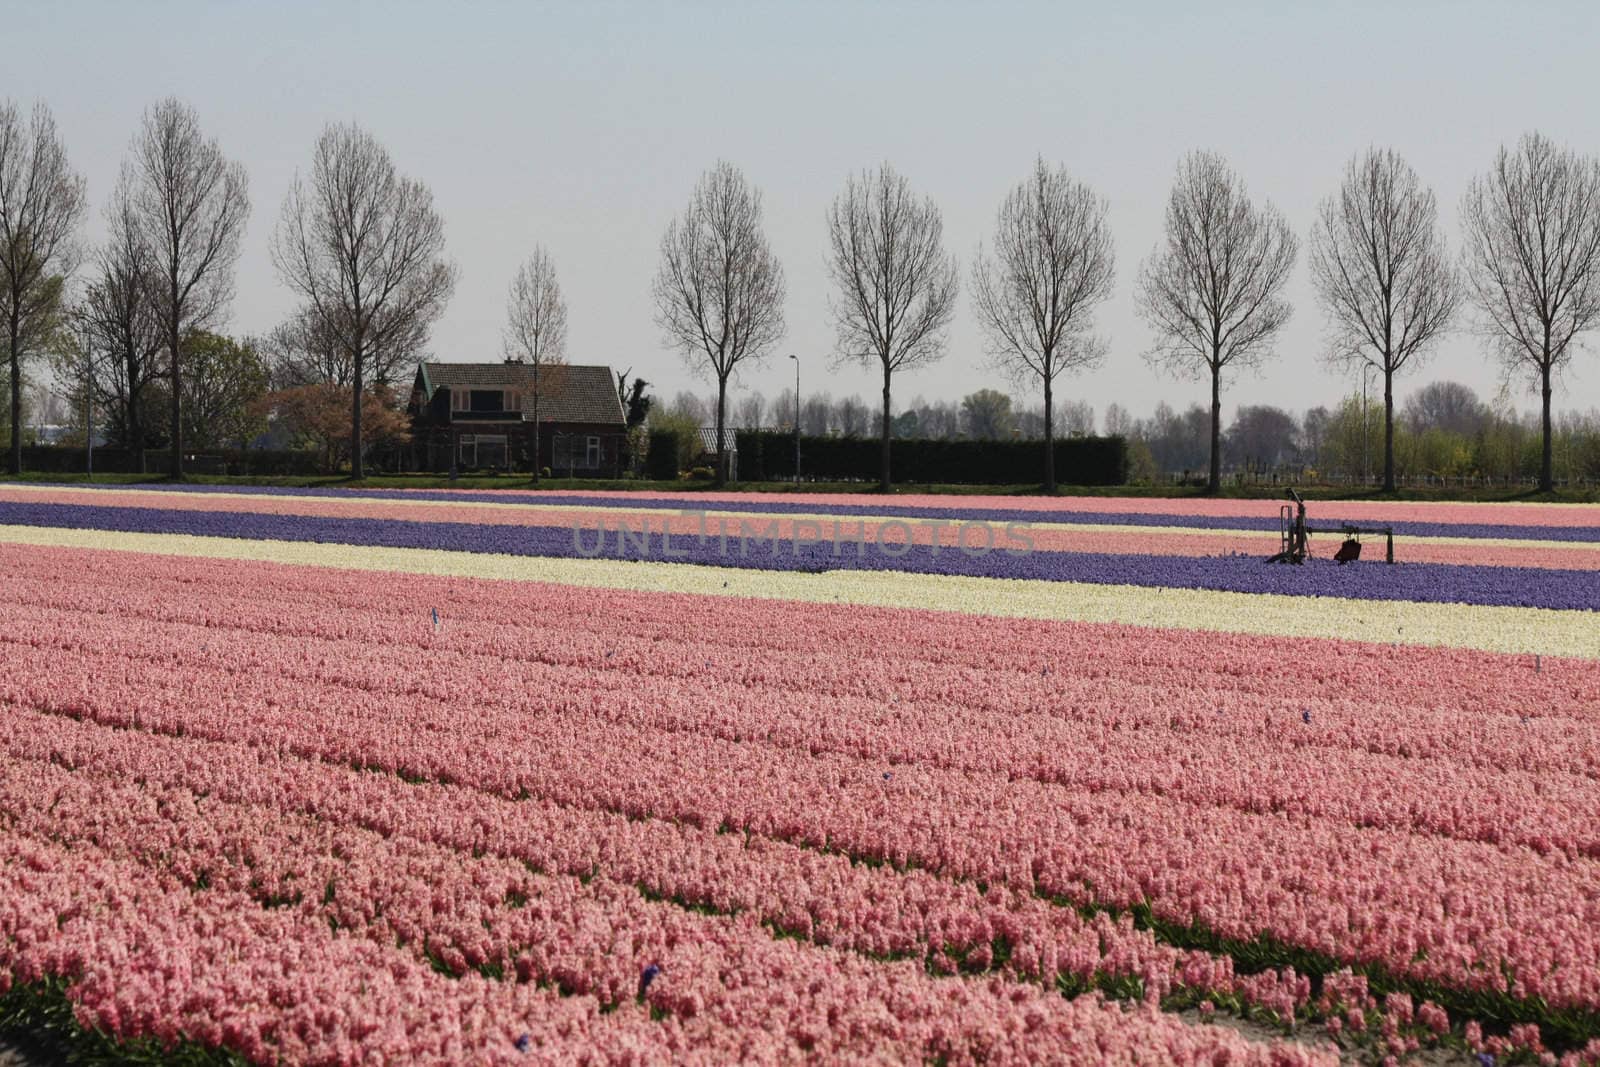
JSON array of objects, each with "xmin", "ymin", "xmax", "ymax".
[
  {"xmin": 18, "ymin": 544, "xmax": 1599, "ymax": 790},
  {"xmin": 9, "ymin": 485, "xmax": 1597, "ymax": 571},
  {"xmin": 42, "ymin": 481, "xmax": 1600, "ymax": 537},
  {"xmin": 5, "ymin": 498, "xmax": 1596, "ymax": 611},
  {"xmin": 15, "ymin": 572, "xmax": 1600, "ymax": 859},
  {"xmin": 0, "ymin": 754, "xmax": 1337, "ymax": 1066},
  {"xmin": 0, "ymin": 703, "xmax": 1308, "ymax": 1012},
  {"xmin": 11, "ymin": 548, "xmax": 1600, "ymax": 1015},
  {"xmin": 14, "ymin": 527, "xmax": 1595, "ymax": 658},
  {"xmin": 0, "ymin": 832, "xmax": 716, "ymax": 1065},
  {"xmin": 4, "ymin": 694, "xmax": 1581, "ymax": 1063}
]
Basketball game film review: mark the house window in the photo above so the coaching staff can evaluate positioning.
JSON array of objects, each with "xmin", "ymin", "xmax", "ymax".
[
  {"xmin": 504, "ymin": 389, "xmax": 522, "ymax": 412},
  {"xmin": 586, "ymin": 436, "xmax": 601, "ymax": 468},
  {"xmin": 450, "ymin": 388, "xmax": 468, "ymax": 413},
  {"xmin": 458, "ymin": 433, "xmax": 476, "ymax": 468},
  {"xmin": 470, "ymin": 389, "xmax": 502, "ymax": 413}
]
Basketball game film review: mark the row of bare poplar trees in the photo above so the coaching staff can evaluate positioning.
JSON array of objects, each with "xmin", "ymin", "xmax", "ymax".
[
  {"xmin": 4, "ymin": 93, "xmax": 1597, "ymax": 491},
  {"xmin": 0, "ymin": 98, "xmax": 456, "ymax": 480},
  {"xmin": 651, "ymin": 140, "xmax": 1600, "ymax": 493}
]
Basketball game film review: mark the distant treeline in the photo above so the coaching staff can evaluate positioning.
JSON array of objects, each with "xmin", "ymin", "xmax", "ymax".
[{"xmin": 644, "ymin": 381, "xmax": 1600, "ymax": 486}]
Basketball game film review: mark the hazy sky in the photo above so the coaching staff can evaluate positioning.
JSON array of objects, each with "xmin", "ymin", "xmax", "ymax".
[{"xmin": 12, "ymin": 0, "xmax": 1600, "ymax": 426}]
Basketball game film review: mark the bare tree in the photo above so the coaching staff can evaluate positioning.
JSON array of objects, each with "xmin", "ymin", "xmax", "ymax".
[
  {"xmin": 79, "ymin": 186, "xmax": 166, "ymax": 469},
  {"xmin": 272, "ymin": 122, "xmax": 456, "ymax": 479},
  {"xmin": 0, "ymin": 100, "xmax": 86, "ymax": 473},
  {"xmin": 503, "ymin": 247, "xmax": 568, "ymax": 482},
  {"xmin": 971, "ymin": 157, "xmax": 1115, "ymax": 491},
  {"xmin": 1310, "ymin": 148, "xmax": 1459, "ymax": 491},
  {"xmin": 771, "ymin": 387, "xmax": 796, "ymax": 431},
  {"xmin": 827, "ymin": 163, "xmax": 958, "ymax": 490},
  {"xmin": 265, "ymin": 306, "xmax": 352, "ymax": 389},
  {"xmin": 836, "ymin": 394, "xmax": 869, "ymax": 437},
  {"xmin": 734, "ymin": 390, "xmax": 765, "ymax": 430},
  {"xmin": 1058, "ymin": 398, "xmax": 1095, "ymax": 436},
  {"xmin": 1103, "ymin": 402, "xmax": 1134, "ymax": 438},
  {"xmin": 267, "ymin": 302, "xmax": 424, "ymax": 392},
  {"xmin": 124, "ymin": 98, "xmax": 249, "ymax": 478},
  {"xmin": 1135, "ymin": 151, "xmax": 1297, "ymax": 492},
  {"xmin": 800, "ymin": 391, "xmax": 833, "ymax": 436},
  {"xmin": 1461, "ymin": 132, "xmax": 1600, "ymax": 491},
  {"xmin": 652, "ymin": 160, "xmax": 786, "ymax": 487},
  {"xmin": 664, "ymin": 390, "xmax": 709, "ymax": 424},
  {"xmin": 1402, "ymin": 380, "xmax": 1487, "ymax": 437}
]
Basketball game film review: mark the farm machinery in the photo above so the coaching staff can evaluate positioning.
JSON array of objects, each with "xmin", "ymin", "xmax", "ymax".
[{"xmin": 1265, "ymin": 488, "xmax": 1395, "ymax": 565}]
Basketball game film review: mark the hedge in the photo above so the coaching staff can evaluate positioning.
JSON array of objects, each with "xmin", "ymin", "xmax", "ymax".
[
  {"xmin": 734, "ymin": 431, "xmax": 1128, "ymax": 486},
  {"xmin": 15, "ymin": 445, "xmax": 324, "ymax": 477},
  {"xmin": 645, "ymin": 430, "xmax": 681, "ymax": 481}
]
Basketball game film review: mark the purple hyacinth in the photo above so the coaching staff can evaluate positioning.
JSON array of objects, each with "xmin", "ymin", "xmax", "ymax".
[
  {"xmin": 638, "ymin": 963, "xmax": 662, "ymax": 999},
  {"xmin": 9, "ymin": 499, "xmax": 1597, "ymax": 612}
]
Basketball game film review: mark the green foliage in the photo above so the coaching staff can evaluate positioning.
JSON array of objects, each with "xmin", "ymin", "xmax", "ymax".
[
  {"xmin": 648, "ymin": 408, "xmax": 701, "ymax": 470},
  {"xmin": 1, "ymin": 977, "xmax": 247, "ymax": 1066},
  {"xmin": 621, "ymin": 377, "xmax": 652, "ymax": 428},
  {"xmin": 645, "ymin": 429, "xmax": 680, "ymax": 480},
  {"xmin": 958, "ymin": 388, "xmax": 1014, "ymax": 440},
  {"xmin": 176, "ymin": 330, "xmax": 270, "ymax": 449}
]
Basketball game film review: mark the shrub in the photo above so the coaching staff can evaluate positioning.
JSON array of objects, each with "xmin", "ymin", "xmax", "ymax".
[{"xmin": 645, "ymin": 430, "xmax": 680, "ymax": 481}]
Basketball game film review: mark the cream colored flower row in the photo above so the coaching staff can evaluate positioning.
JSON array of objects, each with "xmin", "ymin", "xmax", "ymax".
[{"xmin": 7, "ymin": 524, "xmax": 1593, "ymax": 660}]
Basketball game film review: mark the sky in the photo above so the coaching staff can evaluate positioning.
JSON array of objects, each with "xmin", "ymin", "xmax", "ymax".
[{"xmin": 10, "ymin": 0, "xmax": 1600, "ymax": 428}]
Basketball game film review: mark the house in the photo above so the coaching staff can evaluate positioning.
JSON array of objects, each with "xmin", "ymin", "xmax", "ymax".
[{"xmin": 408, "ymin": 361, "xmax": 628, "ymax": 475}]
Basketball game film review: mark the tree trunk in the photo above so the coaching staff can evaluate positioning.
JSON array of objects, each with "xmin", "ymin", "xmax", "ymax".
[
  {"xmin": 129, "ymin": 371, "xmax": 145, "ymax": 474},
  {"xmin": 879, "ymin": 366, "xmax": 892, "ymax": 492},
  {"xmin": 1540, "ymin": 361, "xmax": 1554, "ymax": 493},
  {"xmin": 714, "ymin": 376, "xmax": 728, "ymax": 489},
  {"xmin": 169, "ymin": 302, "xmax": 183, "ymax": 480},
  {"xmin": 1207, "ymin": 359, "xmax": 1222, "ymax": 494},
  {"xmin": 350, "ymin": 334, "xmax": 365, "ymax": 480},
  {"xmin": 1382, "ymin": 368, "xmax": 1396, "ymax": 493},
  {"xmin": 7, "ymin": 313, "xmax": 20, "ymax": 476},
  {"xmin": 1042, "ymin": 374, "xmax": 1055, "ymax": 494},
  {"xmin": 530, "ymin": 362, "xmax": 541, "ymax": 485}
]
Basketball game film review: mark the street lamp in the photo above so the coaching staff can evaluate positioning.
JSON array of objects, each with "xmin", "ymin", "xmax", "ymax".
[
  {"xmin": 83, "ymin": 335, "xmax": 94, "ymax": 479},
  {"xmin": 788, "ymin": 353, "xmax": 800, "ymax": 484}
]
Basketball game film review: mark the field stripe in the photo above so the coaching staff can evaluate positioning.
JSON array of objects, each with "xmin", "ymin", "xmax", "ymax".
[
  {"xmin": 6, "ymin": 482, "xmax": 1598, "ymax": 551},
  {"xmin": 6, "ymin": 524, "xmax": 1594, "ymax": 659},
  {"xmin": 6, "ymin": 483, "xmax": 1593, "ymax": 543}
]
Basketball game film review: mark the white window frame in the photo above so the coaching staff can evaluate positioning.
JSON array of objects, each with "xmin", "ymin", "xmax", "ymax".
[{"xmin": 586, "ymin": 435, "xmax": 601, "ymax": 468}]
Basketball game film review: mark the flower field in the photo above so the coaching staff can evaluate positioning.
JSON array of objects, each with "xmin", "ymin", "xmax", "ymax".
[{"xmin": 2, "ymin": 484, "xmax": 1598, "ymax": 1064}]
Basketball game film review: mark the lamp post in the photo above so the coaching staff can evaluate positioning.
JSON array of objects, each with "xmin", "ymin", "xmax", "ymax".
[
  {"xmin": 83, "ymin": 335, "xmax": 93, "ymax": 479},
  {"xmin": 788, "ymin": 353, "xmax": 800, "ymax": 484}
]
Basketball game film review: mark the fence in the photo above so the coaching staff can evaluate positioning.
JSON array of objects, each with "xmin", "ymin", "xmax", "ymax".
[{"xmin": 16, "ymin": 446, "xmax": 324, "ymax": 477}]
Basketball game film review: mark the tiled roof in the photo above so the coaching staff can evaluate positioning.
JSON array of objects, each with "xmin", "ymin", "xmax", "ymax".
[{"xmin": 421, "ymin": 362, "xmax": 625, "ymax": 426}]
